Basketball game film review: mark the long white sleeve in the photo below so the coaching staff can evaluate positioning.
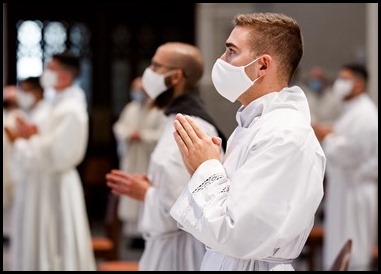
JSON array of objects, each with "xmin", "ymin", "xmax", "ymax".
[
  {"xmin": 171, "ymin": 134, "xmax": 325, "ymax": 259},
  {"xmin": 171, "ymin": 87, "xmax": 326, "ymax": 261}
]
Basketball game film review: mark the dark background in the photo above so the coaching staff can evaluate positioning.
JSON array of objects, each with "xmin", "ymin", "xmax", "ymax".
[{"xmin": 5, "ymin": 3, "xmax": 196, "ymax": 223}]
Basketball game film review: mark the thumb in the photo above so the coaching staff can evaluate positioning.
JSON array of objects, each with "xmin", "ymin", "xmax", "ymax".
[{"xmin": 211, "ymin": 136, "xmax": 222, "ymax": 146}]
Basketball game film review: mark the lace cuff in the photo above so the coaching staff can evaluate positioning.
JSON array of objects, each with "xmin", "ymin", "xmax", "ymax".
[{"xmin": 192, "ymin": 174, "xmax": 224, "ymax": 194}]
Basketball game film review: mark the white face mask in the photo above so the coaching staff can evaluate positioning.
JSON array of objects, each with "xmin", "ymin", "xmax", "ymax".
[
  {"xmin": 332, "ymin": 78, "xmax": 353, "ymax": 100},
  {"xmin": 16, "ymin": 90, "xmax": 36, "ymax": 110},
  {"xmin": 211, "ymin": 57, "xmax": 261, "ymax": 102},
  {"xmin": 142, "ymin": 68, "xmax": 175, "ymax": 99},
  {"xmin": 40, "ymin": 69, "xmax": 58, "ymax": 89}
]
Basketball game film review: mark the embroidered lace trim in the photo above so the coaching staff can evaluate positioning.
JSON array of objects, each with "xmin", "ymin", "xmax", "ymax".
[
  {"xmin": 220, "ymin": 185, "xmax": 230, "ymax": 193},
  {"xmin": 192, "ymin": 174, "xmax": 224, "ymax": 194}
]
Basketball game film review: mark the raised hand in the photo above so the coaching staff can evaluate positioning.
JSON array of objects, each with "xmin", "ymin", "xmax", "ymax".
[{"xmin": 173, "ymin": 114, "xmax": 221, "ymax": 175}]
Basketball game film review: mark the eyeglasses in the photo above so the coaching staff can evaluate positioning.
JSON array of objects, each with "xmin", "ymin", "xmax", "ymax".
[
  {"xmin": 150, "ymin": 61, "xmax": 177, "ymax": 71},
  {"xmin": 149, "ymin": 61, "xmax": 187, "ymax": 78}
]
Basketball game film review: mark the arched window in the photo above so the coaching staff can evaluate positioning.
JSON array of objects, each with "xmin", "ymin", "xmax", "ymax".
[
  {"xmin": 16, "ymin": 20, "xmax": 92, "ymax": 107},
  {"xmin": 17, "ymin": 20, "xmax": 43, "ymax": 79}
]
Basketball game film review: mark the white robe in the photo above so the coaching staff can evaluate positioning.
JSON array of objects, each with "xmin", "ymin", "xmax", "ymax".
[
  {"xmin": 113, "ymin": 101, "xmax": 166, "ymax": 236},
  {"xmin": 171, "ymin": 86, "xmax": 326, "ymax": 271},
  {"xmin": 3, "ymin": 108, "xmax": 24, "ymax": 238},
  {"xmin": 138, "ymin": 114, "xmax": 219, "ymax": 271},
  {"xmin": 9, "ymin": 86, "xmax": 96, "ymax": 271},
  {"xmin": 27, "ymin": 100, "xmax": 52, "ymax": 131},
  {"xmin": 322, "ymin": 94, "xmax": 378, "ymax": 271}
]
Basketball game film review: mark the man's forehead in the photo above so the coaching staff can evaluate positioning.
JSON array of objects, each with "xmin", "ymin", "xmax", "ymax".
[
  {"xmin": 226, "ymin": 26, "xmax": 251, "ymax": 50},
  {"xmin": 339, "ymin": 69, "xmax": 354, "ymax": 78},
  {"xmin": 20, "ymin": 82, "xmax": 37, "ymax": 90},
  {"xmin": 46, "ymin": 60, "xmax": 55, "ymax": 69},
  {"xmin": 46, "ymin": 59, "xmax": 62, "ymax": 70},
  {"xmin": 153, "ymin": 47, "xmax": 175, "ymax": 66},
  {"xmin": 153, "ymin": 47, "xmax": 167, "ymax": 60}
]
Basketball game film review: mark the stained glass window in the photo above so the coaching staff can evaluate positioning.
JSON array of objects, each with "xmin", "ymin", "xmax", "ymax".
[
  {"xmin": 43, "ymin": 21, "xmax": 67, "ymax": 60},
  {"xmin": 70, "ymin": 23, "xmax": 92, "ymax": 107},
  {"xmin": 16, "ymin": 20, "xmax": 43, "ymax": 79},
  {"xmin": 16, "ymin": 20, "xmax": 92, "ymax": 106}
]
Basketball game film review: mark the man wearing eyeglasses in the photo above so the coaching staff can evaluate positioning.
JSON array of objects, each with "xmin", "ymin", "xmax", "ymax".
[{"xmin": 106, "ymin": 42, "xmax": 226, "ymax": 271}]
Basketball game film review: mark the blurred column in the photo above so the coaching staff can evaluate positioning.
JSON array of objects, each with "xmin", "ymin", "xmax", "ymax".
[{"xmin": 367, "ymin": 3, "xmax": 378, "ymax": 105}]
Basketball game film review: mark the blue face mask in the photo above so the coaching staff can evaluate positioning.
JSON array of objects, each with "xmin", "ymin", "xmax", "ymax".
[
  {"xmin": 308, "ymin": 79, "xmax": 323, "ymax": 93},
  {"xmin": 130, "ymin": 90, "xmax": 145, "ymax": 103}
]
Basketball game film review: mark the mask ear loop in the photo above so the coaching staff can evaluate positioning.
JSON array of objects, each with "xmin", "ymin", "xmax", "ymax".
[
  {"xmin": 163, "ymin": 69, "xmax": 178, "ymax": 78},
  {"xmin": 252, "ymin": 74, "xmax": 263, "ymax": 85},
  {"xmin": 244, "ymin": 56, "xmax": 262, "ymax": 84},
  {"xmin": 163, "ymin": 68, "xmax": 181, "ymax": 87},
  {"xmin": 243, "ymin": 56, "xmax": 261, "ymax": 68}
]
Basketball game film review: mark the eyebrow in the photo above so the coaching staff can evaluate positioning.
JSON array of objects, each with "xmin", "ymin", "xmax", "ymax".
[{"xmin": 226, "ymin": 42, "xmax": 239, "ymax": 50}]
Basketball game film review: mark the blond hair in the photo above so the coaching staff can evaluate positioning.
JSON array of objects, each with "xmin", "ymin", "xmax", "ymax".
[{"xmin": 234, "ymin": 13, "xmax": 303, "ymax": 82}]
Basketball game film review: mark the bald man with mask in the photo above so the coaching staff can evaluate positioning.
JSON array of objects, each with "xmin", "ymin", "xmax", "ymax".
[{"xmin": 106, "ymin": 42, "xmax": 226, "ymax": 271}]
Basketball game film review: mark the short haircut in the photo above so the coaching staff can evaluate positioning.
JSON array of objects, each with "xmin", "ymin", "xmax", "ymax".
[
  {"xmin": 52, "ymin": 51, "xmax": 81, "ymax": 78},
  {"xmin": 234, "ymin": 12, "xmax": 303, "ymax": 83},
  {"xmin": 19, "ymin": 76, "xmax": 43, "ymax": 93},
  {"xmin": 341, "ymin": 63, "xmax": 368, "ymax": 83}
]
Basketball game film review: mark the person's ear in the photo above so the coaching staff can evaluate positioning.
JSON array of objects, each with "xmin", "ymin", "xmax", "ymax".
[
  {"xmin": 169, "ymin": 69, "xmax": 183, "ymax": 85},
  {"xmin": 258, "ymin": 54, "xmax": 271, "ymax": 77},
  {"xmin": 353, "ymin": 79, "xmax": 365, "ymax": 97}
]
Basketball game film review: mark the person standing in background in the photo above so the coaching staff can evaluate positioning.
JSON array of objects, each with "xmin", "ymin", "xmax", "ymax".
[
  {"xmin": 16, "ymin": 76, "xmax": 51, "ymax": 129},
  {"xmin": 4, "ymin": 52, "xmax": 96, "ymax": 271},
  {"xmin": 3, "ymin": 85, "xmax": 21, "ymax": 244},
  {"xmin": 313, "ymin": 64, "xmax": 378, "ymax": 271},
  {"xmin": 300, "ymin": 66, "xmax": 342, "ymax": 225},
  {"xmin": 4, "ymin": 76, "xmax": 52, "ymax": 269},
  {"xmin": 302, "ymin": 66, "xmax": 341, "ymax": 124},
  {"xmin": 113, "ymin": 76, "xmax": 166, "ymax": 247}
]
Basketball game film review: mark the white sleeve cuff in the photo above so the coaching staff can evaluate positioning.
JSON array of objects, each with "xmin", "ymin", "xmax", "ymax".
[{"xmin": 187, "ymin": 159, "xmax": 226, "ymax": 194}]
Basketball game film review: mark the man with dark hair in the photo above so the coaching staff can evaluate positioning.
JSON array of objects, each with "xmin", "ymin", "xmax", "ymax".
[
  {"xmin": 5, "ymin": 77, "xmax": 52, "ymax": 147},
  {"xmin": 40, "ymin": 51, "xmax": 81, "ymax": 91},
  {"xmin": 5, "ymin": 52, "xmax": 95, "ymax": 271},
  {"xmin": 313, "ymin": 63, "xmax": 378, "ymax": 271},
  {"xmin": 50, "ymin": 51, "xmax": 81, "ymax": 78},
  {"xmin": 17, "ymin": 77, "xmax": 48, "ymax": 115}
]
